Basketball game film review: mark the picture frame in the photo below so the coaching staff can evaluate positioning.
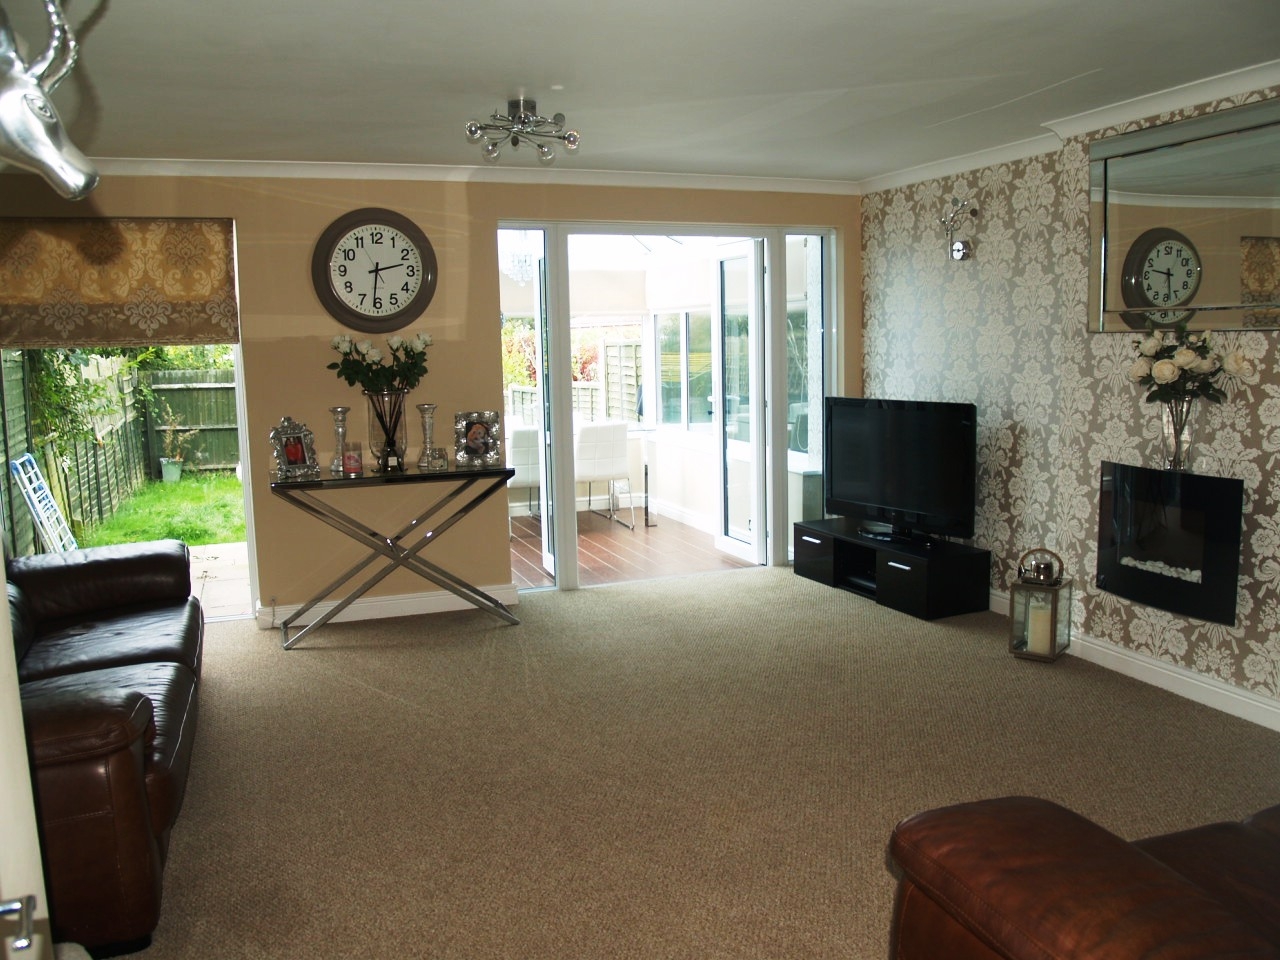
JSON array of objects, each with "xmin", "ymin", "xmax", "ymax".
[
  {"xmin": 454, "ymin": 410, "xmax": 502, "ymax": 469},
  {"xmin": 269, "ymin": 416, "xmax": 321, "ymax": 482}
]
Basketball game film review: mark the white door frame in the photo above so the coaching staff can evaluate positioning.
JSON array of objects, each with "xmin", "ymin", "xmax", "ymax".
[{"xmin": 0, "ymin": 613, "xmax": 53, "ymax": 960}]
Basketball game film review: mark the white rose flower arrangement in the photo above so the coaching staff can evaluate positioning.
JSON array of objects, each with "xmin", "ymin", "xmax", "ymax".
[
  {"xmin": 1127, "ymin": 320, "xmax": 1253, "ymax": 405},
  {"xmin": 327, "ymin": 332, "xmax": 432, "ymax": 392}
]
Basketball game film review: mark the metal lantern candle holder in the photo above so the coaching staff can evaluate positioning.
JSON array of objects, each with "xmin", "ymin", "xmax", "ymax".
[{"xmin": 1010, "ymin": 548, "xmax": 1071, "ymax": 662}]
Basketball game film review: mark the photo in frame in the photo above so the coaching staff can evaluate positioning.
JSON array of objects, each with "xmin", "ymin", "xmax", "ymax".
[
  {"xmin": 269, "ymin": 416, "xmax": 321, "ymax": 481},
  {"xmin": 454, "ymin": 410, "xmax": 502, "ymax": 469}
]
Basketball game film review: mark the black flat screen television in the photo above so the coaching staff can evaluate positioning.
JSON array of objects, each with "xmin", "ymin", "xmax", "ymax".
[{"xmin": 824, "ymin": 397, "xmax": 977, "ymax": 540}]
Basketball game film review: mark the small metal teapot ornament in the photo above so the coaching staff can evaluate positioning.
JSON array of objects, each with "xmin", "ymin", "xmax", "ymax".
[{"xmin": 1018, "ymin": 548, "xmax": 1063, "ymax": 586}]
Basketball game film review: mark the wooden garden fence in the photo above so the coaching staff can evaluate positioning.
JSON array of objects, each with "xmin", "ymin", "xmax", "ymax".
[
  {"xmin": 146, "ymin": 369, "xmax": 239, "ymax": 472},
  {"xmin": 0, "ymin": 356, "xmax": 239, "ymax": 554}
]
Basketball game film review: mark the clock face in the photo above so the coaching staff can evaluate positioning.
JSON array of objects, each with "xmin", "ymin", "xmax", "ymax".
[
  {"xmin": 1121, "ymin": 227, "xmax": 1202, "ymax": 326},
  {"xmin": 311, "ymin": 209, "xmax": 438, "ymax": 332}
]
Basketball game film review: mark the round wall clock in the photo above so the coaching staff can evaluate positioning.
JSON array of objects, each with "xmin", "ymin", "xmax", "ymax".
[
  {"xmin": 1120, "ymin": 227, "xmax": 1202, "ymax": 326},
  {"xmin": 311, "ymin": 208, "xmax": 438, "ymax": 332}
]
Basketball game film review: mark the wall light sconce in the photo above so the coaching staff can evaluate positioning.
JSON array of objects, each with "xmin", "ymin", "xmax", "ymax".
[{"xmin": 940, "ymin": 197, "xmax": 979, "ymax": 261}]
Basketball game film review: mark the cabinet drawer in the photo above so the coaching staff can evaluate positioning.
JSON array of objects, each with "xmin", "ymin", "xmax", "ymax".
[
  {"xmin": 877, "ymin": 551, "xmax": 928, "ymax": 617},
  {"xmin": 794, "ymin": 527, "xmax": 836, "ymax": 586}
]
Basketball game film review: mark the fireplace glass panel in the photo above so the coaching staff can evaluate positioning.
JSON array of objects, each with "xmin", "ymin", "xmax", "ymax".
[{"xmin": 1096, "ymin": 462, "xmax": 1243, "ymax": 625}]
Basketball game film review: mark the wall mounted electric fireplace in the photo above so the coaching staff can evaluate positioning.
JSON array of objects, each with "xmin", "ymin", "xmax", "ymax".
[{"xmin": 1096, "ymin": 462, "xmax": 1243, "ymax": 625}]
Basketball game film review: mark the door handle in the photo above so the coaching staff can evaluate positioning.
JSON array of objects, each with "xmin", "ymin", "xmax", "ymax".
[
  {"xmin": 1, "ymin": 894, "xmax": 36, "ymax": 951},
  {"xmin": 801, "ymin": 535, "xmax": 822, "ymax": 544},
  {"xmin": 887, "ymin": 561, "xmax": 912, "ymax": 571}
]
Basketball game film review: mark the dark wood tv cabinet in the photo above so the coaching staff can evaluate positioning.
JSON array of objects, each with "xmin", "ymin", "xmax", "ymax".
[{"xmin": 793, "ymin": 517, "xmax": 991, "ymax": 620}]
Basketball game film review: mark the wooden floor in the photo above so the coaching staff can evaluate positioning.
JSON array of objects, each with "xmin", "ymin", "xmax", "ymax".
[{"xmin": 509, "ymin": 508, "xmax": 755, "ymax": 589}]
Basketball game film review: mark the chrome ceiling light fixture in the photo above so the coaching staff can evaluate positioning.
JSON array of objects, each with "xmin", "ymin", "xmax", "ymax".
[{"xmin": 465, "ymin": 98, "xmax": 581, "ymax": 165}]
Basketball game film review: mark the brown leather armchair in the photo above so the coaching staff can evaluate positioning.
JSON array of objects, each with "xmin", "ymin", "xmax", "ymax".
[
  {"xmin": 9, "ymin": 540, "xmax": 203, "ymax": 957},
  {"xmin": 889, "ymin": 796, "xmax": 1280, "ymax": 959}
]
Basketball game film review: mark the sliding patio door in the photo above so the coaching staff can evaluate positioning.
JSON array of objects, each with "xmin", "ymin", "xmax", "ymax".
[{"xmin": 500, "ymin": 224, "xmax": 834, "ymax": 588}]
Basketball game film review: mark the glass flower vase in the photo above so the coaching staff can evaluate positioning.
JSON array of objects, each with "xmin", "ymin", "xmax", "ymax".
[
  {"xmin": 365, "ymin": 388, "xmax": 409, "ymax": 473},
  {"xmin": 416, "ymin": 402, "xmax": 437, "ymax": 471},
  {"xmin": 1160, "ymin": 396, "xmax": 1196, "ymax": 472},
  {"xmin": 328, "ymin": 405, "xmax": 350, "ymax": 477}
]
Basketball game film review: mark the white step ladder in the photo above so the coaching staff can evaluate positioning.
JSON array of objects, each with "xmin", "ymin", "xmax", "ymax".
[{"xmin": 10, "ymin": 453, "xmax": 77, "ymax": 552}]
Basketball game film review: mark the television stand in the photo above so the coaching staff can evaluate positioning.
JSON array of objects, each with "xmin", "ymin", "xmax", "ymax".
[
  {"xmin": 858, "ymin": 528, "xmax": 896, "ymax": 542},
  {"xmin": 793, "ymin": 517, "xmax": 990, "ymax": 620}
]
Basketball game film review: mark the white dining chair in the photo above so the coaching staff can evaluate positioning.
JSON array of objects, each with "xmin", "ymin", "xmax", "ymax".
[
  {"xmin": 506, "ymin": 424, "xmax": 540, "ymax": 535},
  {"xmin": 573, "ymin": 421, "xmax": 634, "ymax": 530}
]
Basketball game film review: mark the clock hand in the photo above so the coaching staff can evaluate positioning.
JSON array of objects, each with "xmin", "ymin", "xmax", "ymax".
[
  {"xmin": 1149, "ymin": 267, "xmax": 1173, "ymax": 298},
  {"xmin": 368, "ymin": 261, "xmax": 403, "ymax": 299},
  {"xmin": 368, "ymin": 261, "xmax": 386, "ymax": 297}
]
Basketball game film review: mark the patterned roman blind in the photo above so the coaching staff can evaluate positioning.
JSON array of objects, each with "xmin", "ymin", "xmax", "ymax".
[{"xmin": 0, "ymin": 218, "xmax": 239, "ymax": 347}]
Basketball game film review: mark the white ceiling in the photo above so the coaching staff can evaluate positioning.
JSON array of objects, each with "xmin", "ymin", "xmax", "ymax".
[{"xmin": 8, "ymin": 0, "xmax": 1280, "ymax": 191}]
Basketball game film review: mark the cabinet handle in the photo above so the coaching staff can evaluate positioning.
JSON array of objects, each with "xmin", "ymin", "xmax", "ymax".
[
  {"xmin": 801, "ymin": 536, "xmax": 822, "ymax": 544},
  {"xmin": 888, "ymin": 561, "xmax": 912, "ymax": 571}
]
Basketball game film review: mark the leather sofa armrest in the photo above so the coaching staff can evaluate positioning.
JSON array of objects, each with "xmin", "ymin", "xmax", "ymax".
[
  {"xmin": 8, "ymin": 539, "xmax": 191, "ymax": 625},
  {"xmin": 22, "ymin": 689, "xmax": 154, "ymax": 767},
  {"xmin": 21, "ymin": 688, "xmax": 166, "ymax": 951},
  {"xmin": 890, "ymin": 796, "xmax": 1275, "ymax": 960}
]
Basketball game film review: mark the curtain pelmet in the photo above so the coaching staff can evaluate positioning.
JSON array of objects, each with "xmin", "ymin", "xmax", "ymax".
[{"xmin": 0, "ymin": 218, "xmax": 239, "ymax": 347}]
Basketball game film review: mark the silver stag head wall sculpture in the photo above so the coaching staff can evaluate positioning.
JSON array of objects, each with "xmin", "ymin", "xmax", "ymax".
[{"xmin": 0, "ymin": 0, "xmax": 97, "ymax": 199}]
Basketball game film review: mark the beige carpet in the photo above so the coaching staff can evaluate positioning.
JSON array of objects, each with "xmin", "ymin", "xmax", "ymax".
[{"xmin": 143, "ymin": 567, "xmax": 1280, "ymax": 959}]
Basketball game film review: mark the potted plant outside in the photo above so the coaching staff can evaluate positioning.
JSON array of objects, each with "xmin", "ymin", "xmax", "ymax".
[{"xmin": 157, "ymin": 400, "xmax": 200, "ymax": 482}]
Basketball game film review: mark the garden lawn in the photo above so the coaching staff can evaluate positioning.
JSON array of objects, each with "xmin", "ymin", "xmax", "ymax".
[{"xmin": 80, "ymin": 470, "xmax": 246, "ymax": 547}]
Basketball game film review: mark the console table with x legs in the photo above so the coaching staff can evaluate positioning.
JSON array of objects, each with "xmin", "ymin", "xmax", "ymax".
[{"xmin": 269, "ymin": 466, "xmax": 518, "ymax": 649}]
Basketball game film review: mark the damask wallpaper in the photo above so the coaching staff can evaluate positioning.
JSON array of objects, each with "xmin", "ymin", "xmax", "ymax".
[{"xmin": 862, "ymin": 87, "xmax": 1280, "ymax": 707}]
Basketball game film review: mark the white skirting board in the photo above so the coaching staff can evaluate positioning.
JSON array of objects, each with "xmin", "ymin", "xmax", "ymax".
[
  {"xmin": 255, "ymin": 583, "xmax": 520, "ymax": 632},
  {"xmin": 989, "ymin": 589, "xmax": 1280, "ymax": 733}
]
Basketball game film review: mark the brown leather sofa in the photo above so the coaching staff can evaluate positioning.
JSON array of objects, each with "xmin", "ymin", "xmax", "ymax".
[
  {"xmin": 8, "ymin": 539, "xmax": 203, "ymax": 958},
  {"xmin": 889, "ymin": 796, "xmax": 1280, "ymax": 959}
]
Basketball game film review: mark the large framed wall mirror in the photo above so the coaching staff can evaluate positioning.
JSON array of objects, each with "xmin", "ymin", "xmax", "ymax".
[{"xmin": 1090, "ymin": 97, "xmax": 1280, "ymax": 332}]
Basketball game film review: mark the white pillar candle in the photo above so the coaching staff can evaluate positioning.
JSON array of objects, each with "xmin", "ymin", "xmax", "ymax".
[{"xmin": 1028, "ymin": 606, "xmax": 1053, "ymax": 656}]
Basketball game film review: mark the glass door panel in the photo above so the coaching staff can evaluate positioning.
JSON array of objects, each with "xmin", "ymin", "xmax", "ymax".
[
  {"xmin": 718, "ymin": 246, "xmax": 762, "ymax": 559},
  {"xmin": 785, "ymin": 235, "xmax": 827, "ymax": 550},
  {"xmin": 498, "ymin": 228, "xmax": 554, "ymax": 584},
  {"xmin": 688, "ymin": 311, "xmax": 713, "ymax": 425}
]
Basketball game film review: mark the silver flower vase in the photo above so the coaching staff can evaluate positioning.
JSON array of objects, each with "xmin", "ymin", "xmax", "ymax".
[
  {"xmin": 365, "ymin": 389, "xmax": 408, "ymax": 473},
  {"xmin": 1160, "ymin": 396, "xmax": 1196, "ymax": 472}
]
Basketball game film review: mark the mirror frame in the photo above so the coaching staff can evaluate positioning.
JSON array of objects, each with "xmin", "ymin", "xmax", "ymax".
[{"xmin": 1089, "ymin": 96, "xmax": 1280, "ymax": 332}]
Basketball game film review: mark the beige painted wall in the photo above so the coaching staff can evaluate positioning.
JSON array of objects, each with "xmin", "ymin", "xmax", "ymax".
[{"xmin": 0, "ymin": 175, "xmax": 859, "ymax": 606}]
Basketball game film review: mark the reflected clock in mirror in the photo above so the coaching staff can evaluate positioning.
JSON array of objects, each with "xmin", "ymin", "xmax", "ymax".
[
  {"xmin": 1120, "ymin": 227, "xmax": 1202, "ymax": 327},
  {"xmin": 1089, "ymin": 96, "xmax": 1280, "ymax": 332}
]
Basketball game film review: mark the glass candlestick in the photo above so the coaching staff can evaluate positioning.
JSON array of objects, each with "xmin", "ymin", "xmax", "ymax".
[
  {"xmin": 416, "ymin": 402, "xmax": 437, "ymax": 471},
  {"xmin": 328, "ymin": 405, "xmax": 350, "ymax": 477}
]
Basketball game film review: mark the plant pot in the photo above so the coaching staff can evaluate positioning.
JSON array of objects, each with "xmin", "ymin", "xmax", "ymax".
[{"xmin": 160, "ymin": 457, "xmax": 183, "ymax": 483}]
